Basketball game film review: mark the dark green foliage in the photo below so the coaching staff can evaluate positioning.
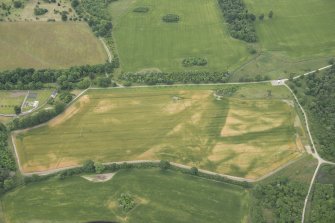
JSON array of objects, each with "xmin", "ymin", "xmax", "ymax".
[
  {"xmin": 34, "ymin": 7, "xmax": 48, "ymax": 16},
  {"xmin": 9, "ymin": 102, "xmax": 66, "ymax": 130},
  {"xmin": 253, "ymin": 178, "xmax": 307, "ymax": 222},
  {"xmin": 0, "ymin": 63, "xmax": 114, "ymax": 90},
  {"xmin": 59, "ymin": 91, "xmax": 73, "ymax": 104},
  {"xmin": 182, "ymin": 57, "xmax": 207, "ymax": 67},
  {"xmin": 190, "ymin": 167, "xmax": 198, "ymax": 175},
  {"xmin": 61, "ymin": 11, "xmax": 68, "ymax": 21},
  {"xmin": 290, "ymin": 66, "xmax": 335, "ymax": 160},
  {"xmin": 310, "ymin": 183, "xmax": 335, "ymax": 222},
  {"xmin": 71, "ymin": 0, "xmax": 79, "ymax": 8},
  {"xmin": 0, "ymin": 125, "xmax": 16, "ymax": 194},
  {"xmin": 14, "ymin": 105, "xmax": 21, "ymax": 115},
  {"xmin": 133, "ymin": 6, "xmax": 149, "ymax": 13},
  {"xmin": 217, "ymin": 0, "xmax": 257, "ymax": 42},
  {"xmin": 82, "ymin": 160, "xmax": 95, "ymax": 173},
  {"xmin": 118, "ymin": 193, "xmax": 136, "ymax": 212},
  {"xmin": 268, "ymin": 10, "xmax": 274, "ymax": 19},
  {"xmin": 159, "ymin": 160, "xmax": 170, "ymax": 170},
  {"xmin": 214, "ymin": 86, "xmax": 239, "ymax": 97},
  {"xmin": 13, "ymin": 1, "xmax": 22, "ymax": 8},
  {"xmin": 72, "ymin": 0, "xmax": 113, "ymax": 37},
  {"xmin": 119, "ymin": 71, "xmax": 230, "ymax": 85},
  {"xmin": 329, "ymin": 58, "xmax": 335, "ymax": 65},
  {"xmin": 162, "ymin": 14, "xmax": 180, "ymax": 23},
  {"xmin": 96, "ymin": 77, "xmax": 111, "ymax": 87},
  {"xmin": 238, "ymin": 74, "xmax": 270, "ymax": 82}
]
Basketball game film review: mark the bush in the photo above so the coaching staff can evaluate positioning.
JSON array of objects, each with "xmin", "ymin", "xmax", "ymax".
[
  {"xmin": 133, "ymin": 7, "xmax": 149, "ymax": 13},
  {"xmin": 159, "ymin": 160, "xmax": 170, "ymax": 170},
  {"xmin": 94, "ymin": 162, "xmax": 105, "ymax": 174},
  {"xmin": 82, "ymin": 160, "xmax": 95, "ymax": 173},
  {"xmin": 118, "ymin": 193, "xmax": 136, "ymax": 212},
  {"xmin": 190, "ymin": 167, "xmax": 198, "ymax": 175},
  {"xmin": 13, "ymin": 1, "xmax": 23, "ymax": 8},
  {"xmin": 97, "ymin": 77, "xmax": 111, "ymax": 87},
  {"xmin": 182, "ymin": 57, "xmax": 207, "ymax": 67},
  {"xmin": 34, "ymin": 7, "xmax": 48, "ymax": 16},
  {"xmin": 59, "ymin": 91, "xmax": 73, "ymax": 104},
  {"xmin": 162, "ymin": 14, "xmax": 179, "ymax": 23}
]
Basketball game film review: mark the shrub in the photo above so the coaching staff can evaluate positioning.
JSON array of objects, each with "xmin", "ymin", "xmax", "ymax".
[
  {"xmin": 13, "ymin": 1, "xmax": 23, "ymax": 8},
  {"xmin": 118, "ymin": 193, "xmax": 136, "ymax": 212},
  {"xmin": 182, "ymin": 57, "xmax": 207, "ymax": 67},
  {"xmin": 133, "ymin": 6, "xmax": 149, "ymax": 13},
  {"xmin": 82, "ymin": 160, "xmax": 95, "ymax": 173},
  {"xmin": 34, "ymin": 7, "xmax": 48, "ymax": 16},
  {"xmin": 190, "ymin": 167, "xmax": 198, "ymax": 175},
  {"xmin": 94, "ymin": 162, "xmax": 105, "ymax": 174},
  {"xmin": 159, "ymin": 160, "xmax": 170, "ymax": 170},
  {"xmin": 162, "ymin": 14, "xmax": 179, "ymax": 23}
]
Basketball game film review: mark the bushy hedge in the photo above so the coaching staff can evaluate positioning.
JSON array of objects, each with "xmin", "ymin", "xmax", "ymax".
[
  {"xmin": 218, "ymin": 0, "xmax": 257, "ymax": 42},
  {"xmin": 119, "ymin": 71, "xmax": 231, "ymax": 85},
  {"xmin": 162, "ymin": 14, "xmax": 180, "ymax": 23},
  {"xmin": 133, "ymin": 7, "xmax": 149, "ymax": 13},
  {"xmin": 182, "ymin": 57, "xmax": 207, "ymax": 67}
]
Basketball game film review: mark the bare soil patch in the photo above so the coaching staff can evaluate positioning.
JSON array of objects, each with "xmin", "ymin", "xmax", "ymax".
[{"xmin": 82, "ymin": 173, "xmax": 117, "ymax": 182}]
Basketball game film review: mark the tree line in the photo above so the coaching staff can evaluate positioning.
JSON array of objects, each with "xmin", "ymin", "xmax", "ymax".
[
  {"xmin": 217, "ymin": 0, "xmax": 257, "ymax": 42},
  {"xmin": 0, "ymin": 124, "xmax": 17, "ymax": 195},
  {"xmin": 119, "ymin": 71, "xmax": 231, "ymax": 85},
  {"xmin": 0, "ymin": 63, "xmax": 114, "ymax": 90}
]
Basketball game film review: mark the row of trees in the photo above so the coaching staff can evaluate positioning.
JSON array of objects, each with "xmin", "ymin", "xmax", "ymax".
[
  {"xmin": 0, "ymin": 63, "xmax": 114, "ymax": 90},
  {"xmin": 182, "ymin": 57, "xmax": 207, "ymax": 67},
  {"xmin": 0, "ymin": 124, "xmax": 16, "ymax": 194},
  {"xmin": 9, "ymin": 102, "xmax": 66, "ymax": 130},
  {"xmin": 289, "ymin": 66, "xmax": 335, "ymax": 161},
  {"xmin": 217, "ymin": 0, "xmax": 257, "ymax": 42},
  {"xmin": 119, "ymin": 71, "xmax": 231, "ymax": 85}
]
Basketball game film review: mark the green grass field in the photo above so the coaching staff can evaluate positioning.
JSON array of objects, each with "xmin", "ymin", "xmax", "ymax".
[
  {"xmin": 0, "ymin": 90, "xmax": 53, "ymax": 115},
  {"xmin": 0, "ymin": 91, "xmax": 26, "ymax": 115},
  {"xmin": 233, "ymin": 0, "xmax": 335, "ymax": 80},
  {"xmin": 245, "ymin": 0, "xmax": 335, "ymax": 58},
  {"xmin": 14, "ymin": 84, "xmax": 306, "ymax": 179},
  {"xmin": 110, "ymin": 0, "xmax": 250, "ymax": 72},
  {"xmin": 1, "ymin": 169, "xmax": 250, "ymax": 223},
  {"xmin": 0, "ymin": 22, "xmax": 107, "ymax": 70}
]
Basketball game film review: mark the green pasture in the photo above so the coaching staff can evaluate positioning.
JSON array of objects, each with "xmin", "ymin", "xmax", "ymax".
[
  {"xmin": 14, "ymin": 84, "xmax": 305, "ymax": 179},
  {"xmin": 110, "ymin": 0, "xmax": 250, "ymax": 72},
  {"xmin": 0, "ymin": 91, "xmax": 26, "ymax": 115},
  {"xmin": 1, "ymin": 169, "xmax": 250, "ymax": 223},
  {"xmin": 234, "ymin": 0, "xmax": 335, "ymax": 79},
  {"xmin": 0, "ymin": 22, "xmax": 107, "ymax": 70}
]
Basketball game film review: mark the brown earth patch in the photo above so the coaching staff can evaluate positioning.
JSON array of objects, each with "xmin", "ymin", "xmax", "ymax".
[
  {"xmin": 167, "ymin": 124, "xmax": 184, "ymax": 136},
  {"xmin": 94, "ymin": 99, "xmax": 117, "ymax": 113},
  {"xmin": 220, "ymin": 103, "xmax": 287, "ymax": 137},
  {"xmin": 136, "ymin": 144, "xmax": 167, "ymax": 160},
  {"xmin": 49, "ymin": 95, "xmax": 90, "ymax": 127}
]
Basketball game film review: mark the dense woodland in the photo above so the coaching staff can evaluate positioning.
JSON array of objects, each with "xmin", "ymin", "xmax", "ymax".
[
  {"xmin": 119, "ymin": 71, "xmax": 231, "ymax": 85},
  {"xmin": 309, "ymin": 183, "xmax": 335, "ymax": 222},
  {"xmin": 71, "ymin": 0, "xmax": 113, "ymax": 37},
  {"xmin": 289, "ymin": 66, "xmax": 335, "ymax": 161},
  {"xmin": 0, "ymin": 124, "xmax": 16, "ymax": 194},
  {"xmin": 218, "ymin": 0, "xmax": 257, "ymax": 42},
  {"xmin": 252, "ymin": 178, "xmax": 307, "ymax": 222}
]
